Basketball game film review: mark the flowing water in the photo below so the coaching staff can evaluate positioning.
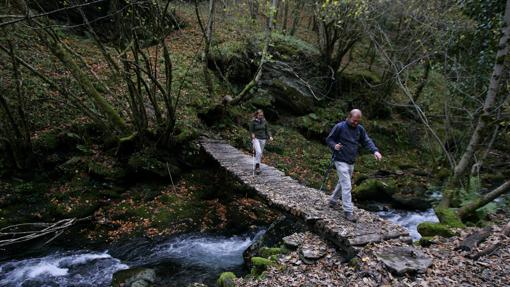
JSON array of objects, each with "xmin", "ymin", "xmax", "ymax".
[
  {"xmin": 377, "ymin": 208, "xmax": 439, "ymax": 240},
  {"xmin": 0, "ymin": 230, "xmax": 265, "ymax": 287}
]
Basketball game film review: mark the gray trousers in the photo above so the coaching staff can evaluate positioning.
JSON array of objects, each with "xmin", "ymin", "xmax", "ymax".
[
  {"xmin": 252, "ymin": 138, "xmax": 266, "ymax": 164},
  {"xmin": 329, "ymin": 161, "xmax": 355, "ymax": 213}
]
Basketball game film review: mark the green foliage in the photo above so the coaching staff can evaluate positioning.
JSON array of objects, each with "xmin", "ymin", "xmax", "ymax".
[
  {"xmin": 87, "ymin": 161, "xmax": 126, "ymax": 181},
  {"xmin": 128, "ymin": 149, "xmax": 168, "ymax": 178},
  {"xmin": 417, "ymin": 222, "xmax": 454, "ymax": 237},
  {"xmin": 35, "ymin": 132, "xmax": 59, "ymax": 151},
  {"xmin": 211, "ymin": 40, "xmax": 247, "ymax": 62}
]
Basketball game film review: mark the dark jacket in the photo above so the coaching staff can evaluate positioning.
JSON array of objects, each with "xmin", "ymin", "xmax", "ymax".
[
  {"xmin": 326, "ymin": 121, "xmax": 378, "ymax": 164},
  {"xmin": 249, "ymin": 118, "xmax": 271, "ymax": 139}
]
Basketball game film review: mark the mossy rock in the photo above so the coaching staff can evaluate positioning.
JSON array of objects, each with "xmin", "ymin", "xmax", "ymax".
[
  {"xmin": 434, "ymin": 207, "xmax": 464, "ymax": 228},
  {"xmin": 251, "ymin": 256, "xmax": 273, "ymax": 267},
  {"xmin": 87, "ymin": 161, "xmax": 126, "ymax": 181},
  {"xmin": 216, "ymin": 272, "xmax": 236, "ymax": 287},
  {"xmin": 250, "ymin": 256, "xmax": 274, "ymax": 275},
  {"xmin": 258, "ymin": 247, "xmax": 286, "ymax": 258},
  {"xmin": 417, "ymin": 236, "xmax": 435, "ymax": 247},
  {"xmin": 269, "ymin": 32, "xmax": 320, "ymax": 59},
  {"xmin": 353, "ymin": 179, "xmax": 395, "ymax": 201},
  {"xmin": 417, "ymin": 222, "xmax": 454, "ymax": 237}
]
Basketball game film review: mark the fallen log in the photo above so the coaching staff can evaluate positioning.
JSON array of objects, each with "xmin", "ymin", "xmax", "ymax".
[
  {"xmin": 467, "ymin": 242, "xmax": 502, "ymax": 260},
  {"xmin": 457, "ymin": 226, "xmax": 492, "ymax": 251}
]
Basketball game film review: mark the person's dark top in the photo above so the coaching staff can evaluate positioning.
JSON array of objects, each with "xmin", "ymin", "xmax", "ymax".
[
  {"xmin": 249, "ymin": 118, "xmax": 271, "ymax": 140},
  {"xmin": 326, "ymin": 120, "xmax": 378, "ymax": 164}
]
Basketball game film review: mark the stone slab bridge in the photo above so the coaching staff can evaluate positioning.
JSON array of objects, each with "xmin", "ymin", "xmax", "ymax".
[{"xmin": 200, "ymin": 137, "xmax": 411, "ymax": 258}]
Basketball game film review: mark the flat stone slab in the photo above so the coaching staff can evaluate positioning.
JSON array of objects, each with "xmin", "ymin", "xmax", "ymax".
[
  {"xmin": 200, "ymin": 137, "xmax": 410, "ymax": 259},
  {"xmin": 300, "ymin": 240, "xmax": 328, "ymax": 264},
  {"xmin": 283, "ymin": 233, "xmax": 303, "ymax": 249},
  {"xmin": 375, "ymin": 246, "xmax": 433, "ymax": 275}
]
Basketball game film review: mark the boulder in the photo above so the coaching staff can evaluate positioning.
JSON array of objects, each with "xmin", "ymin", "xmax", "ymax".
[
  {"xmin": 391, "ymin": 192, "xmax": 431, "ymax": 211},
  {"xmin": 375, "ymin": 246, "xmax": 432, "ymax": 275},
  {"xmin": 261, "ymin": 61, "xmax": 315, "ymax": 115},
  {"xmin": 111, "ymin": 267, "xmax": 156, "ymax": 287},
  {"xmin": 209, "ymin": 34, "xmax": 326, "ymax": 116}
]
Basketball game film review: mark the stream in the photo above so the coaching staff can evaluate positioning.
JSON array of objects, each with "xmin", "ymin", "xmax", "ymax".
[
  {"xmin": 377, "ymin": 208, "xmax": 439, "ymax": 240},
  {"xmin": 0, "ymin": 230, "xmax": 265, "ymax": 287},
  {"xmin": 0, "ymin": 202, "xmax": 442, "ymax": 287}
]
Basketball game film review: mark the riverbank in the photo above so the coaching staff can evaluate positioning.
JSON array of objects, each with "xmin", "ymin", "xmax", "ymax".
[{"xmin": 236, "ymin": 218, "xmax": 510, "ymax": 286}]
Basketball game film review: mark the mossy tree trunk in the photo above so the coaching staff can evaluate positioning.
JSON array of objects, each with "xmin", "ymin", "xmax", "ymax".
[{"xmin": 457, "ymin": 180, "xmax": 510, "ymax": 220}]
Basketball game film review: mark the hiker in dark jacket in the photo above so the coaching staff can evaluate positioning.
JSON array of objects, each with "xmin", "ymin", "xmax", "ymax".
[
  {"xmin": 326, "ymin": 109, "xmax": 382, "ymax": 221},
  {"xmin": 249, "ymin": 109, "xmax": 273, "ymax": 175}
]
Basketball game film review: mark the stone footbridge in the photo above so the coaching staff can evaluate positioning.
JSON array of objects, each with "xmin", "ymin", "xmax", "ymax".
[{"xmin": 200, "ymin": 137, "xmax": 410, "ymax": 258}]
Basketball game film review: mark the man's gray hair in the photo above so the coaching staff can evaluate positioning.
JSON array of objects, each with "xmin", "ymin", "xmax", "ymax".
[{"xmin": 348, "ymin": 109, "xmax": 362, "ymax": 118}]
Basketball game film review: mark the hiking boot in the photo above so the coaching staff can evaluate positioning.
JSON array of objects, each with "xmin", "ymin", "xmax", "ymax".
[
  {"xmin": 344, "ymin": 212, "xmax": 357, "ymax": 222},
  {"xmin": 328, "ymin": 201, "xmax": 337, "ymax": 208},
  {"xmin": 255, "ymin": 163, "xmax": 261, "ymax": 175}
]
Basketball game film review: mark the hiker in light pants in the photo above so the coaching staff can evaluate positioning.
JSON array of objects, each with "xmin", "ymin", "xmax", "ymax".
[
  {"xmin": 249, "ymin": 109, "xmax": 273, "ymax": 175},
  {"xmin": 326, "ymin": 109, "xmax": 382, "ymax": 222}
]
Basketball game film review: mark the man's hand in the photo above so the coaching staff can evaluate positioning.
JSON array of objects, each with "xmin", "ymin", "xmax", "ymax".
[
  {"xmin": 269, "ymin": 136, "xmax": 274, "ymax": 141},
  {"xmin": 374, "ymin": 151, "xmax": 382, "ymax": 161},
  {"xmin": 334, "ymin": 143, "xmax": 343, "ymax": 151}
]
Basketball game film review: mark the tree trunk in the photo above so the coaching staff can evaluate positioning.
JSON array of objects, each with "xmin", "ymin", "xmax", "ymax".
[
  {"xmin": 282, "ymin": 0, "xmax": 289, "ymax": 33},
  {"xmin": 204, "ymin": 0, "xmax": 215, "ymax": 97},
  {"xmin": 457, "ymin": 180, "xmax": 510, "ymax": 220},
  {"xmin": 289, "ymin": 0, "xmax": 303, "ymax": 36},
  {"xmin": 412, "ymin": 59, "xmax": 431, "ymax": 103}
]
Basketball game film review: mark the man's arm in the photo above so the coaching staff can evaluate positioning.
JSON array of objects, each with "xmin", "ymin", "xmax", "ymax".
[
  {"xmin": 360, "ymin": 126, "xmax": 382, "ymax": 160},
  {"xmin": 265, "ymin": 121, "xmax": 272, "ymax": 140},
  {"xmin": 326, "ymin": 124, "xmax": 340, "ymax": 150}
]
